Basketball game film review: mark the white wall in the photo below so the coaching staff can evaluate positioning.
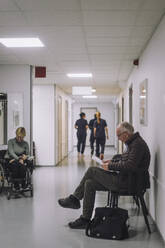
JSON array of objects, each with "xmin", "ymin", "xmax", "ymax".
[
  {"xmin": 33, "ymin": 85, "xmax": 55, "ymax": 166},
  {"xmin": 33, "ymin": 84, "xmax": 73, "ymax": 165},
  {"xmin": 73, "ymin": 102, "xmax": 115, "ymax": 147},
  {"xmin": 124, "ymin": 15, "xmax": 165, "ymax": 240},
  {"xmin": 0, "ymin": 65, "xmax": 31, "ymax": 146}
]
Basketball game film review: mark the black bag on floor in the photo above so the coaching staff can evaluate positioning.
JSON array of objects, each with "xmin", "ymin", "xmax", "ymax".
[{"xmin": 86, "ymin": 207, "xmax": 129, "ymax": 240}]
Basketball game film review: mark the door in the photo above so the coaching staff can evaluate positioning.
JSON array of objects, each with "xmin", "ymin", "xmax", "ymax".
[
  {"xmin": 129, "ymin": 85, "xmax": 133, "ymax": 124},
  {"xmin": 58, "ymin": 96, "xmax": 62, "ymax": 162},
  {"xmin": 65, "ymin": 100, "xmax": 68, "ymax": 156},
  {"xmin": 121, "ymin": 97, "xmax": 124, "ymax": 153},
  {"xmin": 0, "ymin": 93, "xmax": 7, "ymax": 145},
  {"xmin": 80, "ymin": 107, "xmax": 97, "ymax": 146}
]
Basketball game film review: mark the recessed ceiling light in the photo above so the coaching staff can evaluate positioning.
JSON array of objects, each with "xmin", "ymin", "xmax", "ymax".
[
  {"xmin": 140, "ymin": 95, "xmax": 146, "ymax": 99},
  {"xmin": 67, "ymin": 73, "xmax": 93, "ymax": 78},
  {"xmin": 82, "ymin": 95, "xmax": 98, "ymax": 99},
  {"xmin": 72, "ymin": 86, "xmax": 92, "ymax": 95},
  {"xmin": 0, "ymin": 38, "xmax": 44, "ymax": 47}
]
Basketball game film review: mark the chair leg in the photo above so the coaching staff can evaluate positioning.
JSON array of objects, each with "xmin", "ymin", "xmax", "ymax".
[
  {"xmin": 133, "ymin": 196, "xmax": 140, "ymax": 208},
  {"xmin": 139, "ymin": 195, "xmax": 151, "ymax": 234},
  {"xmin": 107, "ymin": 192, "xmax": 119, "ymax": 208},
  {"xmin": 107, "ymin": 191, "xmax": 111, "ymax": 206}
]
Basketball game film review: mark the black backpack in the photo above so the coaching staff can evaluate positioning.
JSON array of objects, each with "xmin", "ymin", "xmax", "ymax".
[{"xmin": 86, "ymin": 207, "xmax": 129, "ymax": 240}]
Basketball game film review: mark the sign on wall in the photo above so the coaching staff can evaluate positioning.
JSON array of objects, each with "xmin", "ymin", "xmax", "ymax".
[
  {"xmin": 139, "ymin": 79, "xmax": 148, "ymax": 126},
  {"xmin": 8, "ymin": 93, "xmax": 23, "ymax": 139}
]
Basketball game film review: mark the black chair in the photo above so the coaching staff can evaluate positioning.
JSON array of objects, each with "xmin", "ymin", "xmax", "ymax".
[{"xmin": 107, "ymin": 169, "xmax": 151, "ymax": 234}]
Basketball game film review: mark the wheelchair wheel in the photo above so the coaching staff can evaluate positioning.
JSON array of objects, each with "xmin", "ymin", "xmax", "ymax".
[
  {"xmin": 30, "ymin": 187, "xmax": 33, "ymax": 197},
  {"xmin": 0, "ymin": 164, "xmax": 5, "ymax": 193}
]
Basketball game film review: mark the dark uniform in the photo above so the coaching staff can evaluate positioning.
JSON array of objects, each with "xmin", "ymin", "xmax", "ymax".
[
  {"xmin": 88, "ymin": 117, "xmax": 97, "ymax": 155},
  {"xmin": 75, "ymin": 118, "xmax": 88, "ymax": 154},
  {"xmin": 94, "ymin": 118, "xmax": 107, "ymax": 157}
]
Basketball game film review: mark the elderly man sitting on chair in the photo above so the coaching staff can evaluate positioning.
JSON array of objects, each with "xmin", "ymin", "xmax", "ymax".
[{"xmin": 58, "ymin": 122, "xmax": 151, "ymax": 229}]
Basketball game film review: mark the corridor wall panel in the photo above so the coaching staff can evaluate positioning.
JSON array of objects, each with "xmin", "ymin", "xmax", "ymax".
[{"xmin": 0, "ymin": 65, "xmax": 31, "ymax": 146}]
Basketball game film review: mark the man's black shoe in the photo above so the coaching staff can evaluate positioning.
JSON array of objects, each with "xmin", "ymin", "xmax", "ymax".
[
  {"xmin": 68, "ymin": 216, "xmax": 90, "ymax": 229},
  {"xmin": 58, "ymin": 195, "xmax": 80, "ymax": 209}
]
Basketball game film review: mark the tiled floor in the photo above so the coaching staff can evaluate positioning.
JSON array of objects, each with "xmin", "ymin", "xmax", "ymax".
[{"xmin": 0, "ymin": 147, "xmax": 164, "ymax": 248}]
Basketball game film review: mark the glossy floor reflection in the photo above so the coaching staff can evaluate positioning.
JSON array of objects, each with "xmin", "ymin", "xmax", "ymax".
[{"xmin": 0, "ymin": 147, "xmax": 164, "ymax": 248}]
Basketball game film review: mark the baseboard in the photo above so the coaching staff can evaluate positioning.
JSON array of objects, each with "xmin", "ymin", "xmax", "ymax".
[{"xmin": 149, "ymin": 213, "xmax": 165, "ymax": 243}]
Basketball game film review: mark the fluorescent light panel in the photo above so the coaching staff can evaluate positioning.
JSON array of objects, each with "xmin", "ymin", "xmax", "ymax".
[
  {"xmin": 82, "ymin": 95, "xmax": 98, "ymax": 99},
  {"xmin": 67, "ymin": 73, "xmax": 92, "ymax": 78},
  {"xmin": 0, "ymin": 38, "xmax": 44, "ymax": 47},
  {"xmin": 72, "ymin": 86, "xmax": 92, "ymax": 95}
]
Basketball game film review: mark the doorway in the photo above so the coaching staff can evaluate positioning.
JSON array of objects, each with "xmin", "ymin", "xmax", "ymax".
[
  {"xmin": 57, "ymin": 96, "xmax": 62, "ymax": 162},
  {"xmin": 129, "ymin": 85, "xmax": 133, "ymax": 124},
  {"xmin": 65, "ymin": 100, "xmax": 68, "ymax": 156},
  {"xmin": 121, "ymin": 97, "xmax": 124, "ymax": 152},
  {"xmin": 80, "ymin": 107, "xmax": 97, "ymax": 146},
  {"xmin": 0, "ymin": 93, "xmax": 7, "ymax": 145}
]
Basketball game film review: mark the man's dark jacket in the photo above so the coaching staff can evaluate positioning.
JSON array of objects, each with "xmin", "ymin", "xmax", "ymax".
[{"xmin": 108, "ymin": 132, "xmax": 151, "ymax": 191}]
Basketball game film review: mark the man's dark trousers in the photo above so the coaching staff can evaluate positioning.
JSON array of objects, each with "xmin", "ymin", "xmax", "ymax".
[{"xmin": 73, "ymin": 167, "xmax": 119, "ymax": 219}]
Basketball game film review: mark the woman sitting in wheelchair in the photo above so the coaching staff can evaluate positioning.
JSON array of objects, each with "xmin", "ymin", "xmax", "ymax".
[{"xmin": 5, "ymin": 127, "xmax": 33, "ymax": 191}]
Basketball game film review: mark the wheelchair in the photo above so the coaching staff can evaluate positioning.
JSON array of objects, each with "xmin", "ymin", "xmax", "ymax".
[{"xmin": 0, "ymin": 150, "xmax": 34, "ymax": 200}]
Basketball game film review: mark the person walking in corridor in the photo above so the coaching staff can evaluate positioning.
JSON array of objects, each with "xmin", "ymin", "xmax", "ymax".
[
  {"xmin": 75, "ymin": 112, "xmax": 88, "ymax": 155},
  {"xmin": 88, "ymin": 114, "xmax": 97, "ymax": 156},
  {"xmin": 94, "ymin": 112, "xmax": 109, "ymax": 160}
]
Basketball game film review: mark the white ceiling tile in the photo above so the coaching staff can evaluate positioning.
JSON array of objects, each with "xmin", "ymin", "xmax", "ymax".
[
  {"xmin": 57, "ymin": 54, "xmax": 89, "ymax": 61},
  {"xmin": 14, "ymin": 0, "xmax": 81, "ymax": 11},
  {"xmin": 41, "ymin": 27, "xmax": 84, "ymax": 38},
  {"xmin": 90, "ymin": 54, "xmax": 124, "ymax": 61},
  {"xmin": 90, "ymin": 54, "xmax": 122, "ymax": 63},
  {"xmin": 0, "ymin": 55, "xmax": 19, "ymax": 63},
  {"xmin": 136, "ymin": 11, "xmax": 164, "ymax": 26},
  {"xmin": 88, "ymin": 46, "xmax": 128, "ymax": 54},
  {"xmin": 0, "ymin": 12, "xmax": 27, "ymax": 26},
  {"xmin": 61, "ymin": 61, "xmax": 90, "ymax": 71},
  {"xmin": 0, "ymin": 45, "xmax": 12, "ymax": 55},
  {"xmin": 130, "ymin": 37, "xmax": 148, "ymax": 46},
  {"xmin": 87, "ymin": 37, "xmax": 129, "ymax": 46},
  {"xmin": 81, "ymin": 0, "xmax": 143, "ymax": 10},
  {"xmin": 124, "ymin": 52, "xmax": 140, "ymax": 60},
  {"xmin": 131, "ymin": 26, "xmax": 153, "ymax": 37},
  {"xmin": 91, "ymin": 60, "xmax": 121, "ymax": 67},
  {"xmin": 143, "ymin": 0, "xmax": 165, "ymax": 10},
  {"xmin": 84, "ymin": 26, "xmax": 133, "ymax": 37},
  {"xmin": 0, "ymin": 0, "xmax": 19, "ymax": 11},
  {"xmin": 83, "ymin": 11, "xmax": 137, "ymax": 26},
  {"xmin": 93, "ymin": 72, "xmax": 119, "ymax": 79},
  {"xmin": 124, "ymin": 46, "xmax": 142, "ymax": 54},
  {"xmin": 24, "ymin": 11, "xmax": 82, "ymax": 26}
]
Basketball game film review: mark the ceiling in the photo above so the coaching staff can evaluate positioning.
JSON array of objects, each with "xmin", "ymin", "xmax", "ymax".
[{"xmin": 0, "ymin": 0, "xmax": 165, "ymax": 97}]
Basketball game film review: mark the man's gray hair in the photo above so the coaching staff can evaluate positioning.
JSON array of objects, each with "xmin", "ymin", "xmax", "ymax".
[{"xmin": 119, "ymin": 122, "xmax": 134, "ymax": 134}]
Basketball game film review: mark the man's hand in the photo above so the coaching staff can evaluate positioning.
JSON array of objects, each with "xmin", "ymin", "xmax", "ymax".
[
  {"xmin": 9, "ymin": 159, "xmax": 15, "ymax": 164},
  {"xmin": 22, "ymin": 154, "xmax": 27, "ymax": 160},
  {"xmin": 19, "ymin": 158, "xmax": 24, "ymax": 164},
  {"xmin": 106, "ymin": 135, "xmax": 109, "ymax": 140},
  {"xmin": 101, "ymin": 162, "xmax": 109, "ymax": 171}
]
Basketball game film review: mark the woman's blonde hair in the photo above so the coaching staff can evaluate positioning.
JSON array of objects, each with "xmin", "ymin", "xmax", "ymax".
[{"xmin": 16, "ymin": 127, "xmax": 26, "ymax": 137}]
